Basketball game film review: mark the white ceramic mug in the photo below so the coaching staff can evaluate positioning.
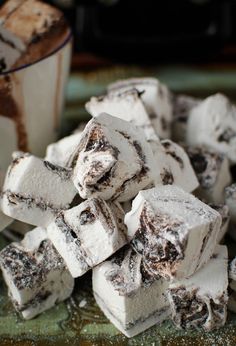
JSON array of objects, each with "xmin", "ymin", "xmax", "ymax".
[{"xmin": 0, "ymin": 30, "xmax": 72, "ymax": 170}]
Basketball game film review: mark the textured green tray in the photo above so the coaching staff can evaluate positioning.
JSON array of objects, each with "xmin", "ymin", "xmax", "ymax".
[{"xmin": 2, "ymin": 64, "xmax": 236, "ymax": 345}]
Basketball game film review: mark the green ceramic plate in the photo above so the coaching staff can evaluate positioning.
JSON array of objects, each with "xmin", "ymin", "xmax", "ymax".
[{"xmin": 2, "ymin": 64, "xmax": 236, "ymax": 346}]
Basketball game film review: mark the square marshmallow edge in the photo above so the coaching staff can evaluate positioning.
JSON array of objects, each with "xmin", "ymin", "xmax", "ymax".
[
  {"xmin": 47, "ymin": 197, "xmax": 128, "ymax": 278},
  {"xmin": 0, "ymin": 227, "xmax": 74, "ymax": 320},
  {"xmin": 150, "ymin": 138, "xmax": 199, "ymax": 193},
  {"xmin": 125, "ymin": 185, "xmax": 222, "ymax": 281},
  {"xmin": 107, "ymin": 77, "xmax": 173, "ymax": 139},
  {"xmin": 187, "ymin": 146, "xmax": 232, "ymax": 204},
  {"xmin": 70, "ymin": 113, "xmax": 156, "ymax": 202},
  {"xmin": 45, "ymin": 131, "xmax": 83, "ymax": 167},
  {"xmin": 85, "ymin": 88, "xmax": 157, "ymax": 141},
  {"xmin": 0, "ymin": 170, "xmax": 13, "ymax": 231},
  {"xmin": 93, "ymin": 247, "xmax": 170, "ymax": 338},
  {"xmin": 167, "ymin": 245, "xmax": 228, "ymax": 331},
  {"xmin": 1, "ymin": 153, "xmax": 77, "ymax": 227},
  {"xmin": 172, "ymin": 94, "xmax": 201, "ymax": 143}
]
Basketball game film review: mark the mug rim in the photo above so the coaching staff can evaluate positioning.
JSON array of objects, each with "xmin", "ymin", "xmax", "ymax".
[{"xmin": 0, "ymin": 29, "xmax": 72, "ymax": 76}]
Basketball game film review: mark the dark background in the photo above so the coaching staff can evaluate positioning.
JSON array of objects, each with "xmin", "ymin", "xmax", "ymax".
[
  {"xmin": 1, "ymin": 0, "xmax": 236, "ymax": 64},
  {"xmin": 47, "ymin": 0, "xmax": 236, "ymax": 63}
]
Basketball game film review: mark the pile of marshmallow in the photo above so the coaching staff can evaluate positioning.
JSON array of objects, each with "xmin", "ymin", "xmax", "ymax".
[{"xmin": 1, "ymin": 77, "xmax": 236, "ymax": 337}]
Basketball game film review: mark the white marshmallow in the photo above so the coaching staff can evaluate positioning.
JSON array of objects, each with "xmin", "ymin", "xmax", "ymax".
[
  {"xmin": 187, "ymin": 146, "xmax": 231, "ymax": 204},
  {"xmin": 69, "ymin": 113, "xmax": 156, "ymax": 202},
  {"xmin": 0, "ymin": 0, "xmax": 65, "ymax": 71},
  {"xmin": 0, "ymin": 170, "xmax": 13, "ymax": 231},
  {"xmin": 125, "ymin": 185, "xmax": 222, "ymax": 281},
  {"xmin": 93, "ymin": 247, "xmax": 170, "ymax": 338},
  {"xmin": 186, "ymin": 93, "xmax": 236, "ymax": 164},
  {"xmin": 47, "ymin": 197, "xmax": 127, "ymax": 278},
  {"xmin": 172, "ymin": 94, "xmax": 201, "ymax": 143},
  {"xmin": 0, "ymin": 227, "xmax": 74, "ymax": 319},
  {"xmin": 86, "ymin": 89, "xmax": 156, "ymax": 141},
  {"xmin": 45, "ymin": 131, "xmax": 83, "ymax": 167},
  {"xmin": 1, "ymin": 152, "xmax": 76, "ymax": 227},
  {"xmin": 225, "ymin": 184, "xmax": 236, "ymax": 223},
  {"xmin": 167, "ymin": 245, "xmax": 228, "ymax": 331},
  {"xmin": 159, "ymin": 140, "xmax": 199, "ymax": 193},
  {"xmin": 108, "ymin": 77, "xmax": 173, "ymax": 139}
]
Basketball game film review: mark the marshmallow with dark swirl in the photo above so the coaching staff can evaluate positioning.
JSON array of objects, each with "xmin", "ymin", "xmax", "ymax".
[
  {"xmin": 0, "ymin": 227, "xmax": 74, "ymax": 320},
  {"xmin": 45, "ymin": 131, "xmax": 83, "ymax": 168},
  {"xmin": 125, "ymin": 185, "xmax": 222, "ymax": 281},
  {"xmin": 47, "ymin": 197, "xmax": 127, "ymax": 278},
  {"xmin": 150, "ymin": 138, "xmax": 199, "ymax": 193},
  {"xmin": 187, "ymin": 146, "xmax": 231, "ymax": 204},
  {"xmin": 86, "ymin": 89, "xmax": 156, "ymax": 141},
  {"xmin": 69, "ymin": 113, "xmax": 156, "ymax": 202},
  {"xmin": 186, "ymin": 94, "xmax": 236, "ymax": 164},
  {"xmin": 167, "ymin": 245, "xmax": 228, "ymax": 331},
  {"xmin": 0, "ymin": 0, "xmax": 69, "ymax": 72},
  {"xmin": 108, "ymin": 77, "xmax": 173, "ymax": 139},
  {"xmin": 1, "ymin": 152, "xmax": 77, "ymax": 227},
  {"xmin": 93, "ymin": 246, "xmax": 170, "ymax": 338}
]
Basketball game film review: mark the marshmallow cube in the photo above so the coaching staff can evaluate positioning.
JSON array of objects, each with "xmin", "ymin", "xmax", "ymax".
[
  {"xmin": 0, "ymin": 170, "xmax": 13, "ymax": 231},
  {"xmin": 108, "ymin": 77, "xmax": 173, "ymax": 139},
  {"xmin": 187, "ymin": 146, "xmax": 231, "ymax": 204},
  {"xmin": 70, "ymin": 113, "xmax": 156, "ymax": 202},
  {"xmin": 159, "ymin": 140, "xmax": 199, "ymax": 193},
  {"xmin": 86, "ymin": 89, "xmax": 156, "ymax": 141},
  {"xmin": 1, "ymin": 153, "xmax": 76, "ymax": 227},
  {"xmin": 0, "ymin": 227, "xmax": 74, "ymax": 319},
  {"xmin": 167, "ymin": 245, "xmax": 228, "ymax": 331},
  {"xmin": 186, "ymin": 93, "xmax": 236, "ymax": 164},
  {"xmin": 45, "ymin": 132, "xmax": 83, "ymax": 168},
  {"xmin": 172, "ymin": 94, "xmax": 201, "ymax": 143},
  {"xmin": 0, "ymin": 0, "xmax": 65, "ymax": 72},
  {"xmin": 48, "ymin": 197, "xmax": 127, "ymax": 278},
  {"xmin": 93, "ymin": 247, "xmax": 170, "ymax": 338},
  {"xmin": 125, "ymin": 185, "xmax": 222, "ymax": 281}
]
